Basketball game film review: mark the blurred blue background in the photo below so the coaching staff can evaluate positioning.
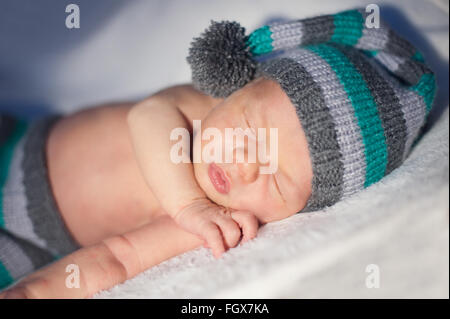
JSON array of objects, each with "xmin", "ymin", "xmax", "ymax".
[{"xmin": 0, "ymin": 0, "xmax": 448, "ymax": 132}]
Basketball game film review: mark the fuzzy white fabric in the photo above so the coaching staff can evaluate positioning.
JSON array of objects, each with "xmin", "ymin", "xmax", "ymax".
[
  {"xmin": 1, "ymin": 0, "xmax": 447, "ymax": 298},
  {"xmin": 93, "ymin": 0, "xmax": 449, "ymax": 299},
  {"xmin": 95, "ymin": 106, "xmax": 449, "ymax": 298}
]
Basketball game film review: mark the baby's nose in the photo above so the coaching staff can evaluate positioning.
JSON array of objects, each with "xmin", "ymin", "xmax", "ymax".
[{"xmin": 237, "ymin": 161, "xmax": 259, "ymax": 183}]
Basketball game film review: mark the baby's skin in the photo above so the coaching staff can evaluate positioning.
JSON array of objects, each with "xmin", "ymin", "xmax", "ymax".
[{"xmin": 0, "ymin": 77, "xmax": 313, "ymax": 298}]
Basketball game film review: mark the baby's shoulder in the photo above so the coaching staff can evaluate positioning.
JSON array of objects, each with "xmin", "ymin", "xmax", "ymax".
[{"xmin": 157, "ymin": 83, "xmax": 224, "ymax": 121}]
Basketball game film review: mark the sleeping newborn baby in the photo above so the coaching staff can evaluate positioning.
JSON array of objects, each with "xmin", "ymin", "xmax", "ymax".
[{"xmin": 0, "ymin": 8, "xmax": 436, "ymax": 297}]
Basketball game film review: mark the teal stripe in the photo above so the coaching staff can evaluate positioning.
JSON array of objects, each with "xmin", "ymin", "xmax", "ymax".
[
  {"xmin": 0, "ymin": 260, "xmax": 14, "ymax": 290},
  {"xmin": 412, "ymin": 50, "xmax": 425, "ymax": 63},
  {"xmin": 307, "ymin": 44, "xmax": 388, "ymax": 187},
  {"xmin": 411, "ymin": 73, "xmax": 436, "ymax": 115},
  {"xmin": 363, "ymin": 49, "xmax": 378, "ymax": 58},
  {"xmin": 247, "ymin": 25, "xmax": 273, "ymax": 56},
  {"xmin": 331, "ymin": 10, "xmax": 364, "ymax": 46},
  {"xmin": 0, "ymin": 120, "xmax": 29, "ymax": 228}
]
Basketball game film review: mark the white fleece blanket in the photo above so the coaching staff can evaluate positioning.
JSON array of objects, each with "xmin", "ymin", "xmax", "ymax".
[
  {"xmin": 96, "ymin": 107, "xmax": 449, "ymax": 299},
  {"xmin": 1, "ymin": 0, "xmax": 447, "ymax": 298},
  {"xmin": 95, "ymin": 0, "xmax": 448, "ymax": 299}
]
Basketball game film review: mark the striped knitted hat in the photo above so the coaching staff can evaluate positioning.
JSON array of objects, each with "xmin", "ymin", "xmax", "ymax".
[{"xmin": 187, "ymin": 8, "xmax": 437, "ymax": 213}]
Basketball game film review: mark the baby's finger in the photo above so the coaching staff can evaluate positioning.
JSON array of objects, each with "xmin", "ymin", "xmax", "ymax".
[
  {"xmin": 230, "ymin": 211, "xmax": 259, "ymax": 243},
  {"xmin": 214, "ymin": 216, "xmax": 242, "ymax": 249},
  {"xmin": 1, "ymin": 287, "xmax": 28, "ymax": 299},
  {"xmin": 203, "ymin": 223, "xmax": 226, "ymax": 259}
]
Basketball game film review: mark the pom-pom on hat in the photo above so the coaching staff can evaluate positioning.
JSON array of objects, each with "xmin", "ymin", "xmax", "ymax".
[{"xmin": 187, "ymin": 8, "xmax": 437, "ymax": 213}]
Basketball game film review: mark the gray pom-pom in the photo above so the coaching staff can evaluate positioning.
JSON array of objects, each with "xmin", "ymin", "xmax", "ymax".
[{"xmin": 187, "ymin": 21, "xmax": 256, "ymax": 98}]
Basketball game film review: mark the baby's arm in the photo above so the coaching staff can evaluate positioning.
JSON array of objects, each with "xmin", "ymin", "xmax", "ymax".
[
  {"xmin": 127, "ymin": 85, "xmax": 210, "ymax": 220},
  {"xmin": 0, "ymin": 215, "xmax": 200, "ymax": 298},
  {"xmin": 127, "ymin": 85, "xmax": 259, "ymax": 258},
  {"xmin": 0, "ymin": 211, "xmax": 255, "ymax": 298}
]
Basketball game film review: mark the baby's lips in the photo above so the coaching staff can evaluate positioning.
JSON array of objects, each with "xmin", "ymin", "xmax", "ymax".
[{"xmin": 208, "ymin": 163, "xmax": 230, "ymax": 194}]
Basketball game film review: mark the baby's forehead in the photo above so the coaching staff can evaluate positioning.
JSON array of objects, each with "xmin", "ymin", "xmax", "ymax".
[
  {"xmin": 238, "ymin": 77, "xmax": 289, "ymax": 110},
  {"xmin": 245, "ymin": 77, "xmax": 283, "ymax": 98},
  {"xmin": 244, "ymin": 78, "xmax": 295, "ymax": 118}
]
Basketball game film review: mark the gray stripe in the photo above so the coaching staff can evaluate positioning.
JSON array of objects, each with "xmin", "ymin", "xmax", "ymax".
[
  {"xmin": 395, "ymin": 59, "xmax": 432, "ymax": 86},
  {"xmin": 338, "ymin": 45, "xmax": 407, "ymax": 175},
  {"xmin": 365, "ymin": 57, "xmax": 427, "ymax": 161},
  {"xmin": 0, "ymin": 229, "xmax": 54, "ymax": 282},
  {"xmin": 0, "ymin": 114, "xmax": 17, "ymax": 147},
  {"xmin": 0, "ymin": 230, "xmax": 34, "ymax": 280},
  {"xmin": 355, "ymin": 21, "xmax": 390, "ymax": 52},
  {"xmin": 3, "ymin": 130, "xmax": 48, "ymax": 250},
  {"xmin": 395, "ymin": 86, "xmax": 427, "ymax": 161},
  {"xmin": 300, "ymin": 14, "xmax": 335, "ymax": 46},
  {"xmin": 283, "ymin": 48, "xmax": 367, "ymax": 197},
  {"xmin": 9, "ymin": 232, "xmax": 55, "ymax": 270},
  {"xmin": 385, "ymin": 28, "xmax": 416, "ymax": 58},
  {"xmin": 257, "ymin": 57, "xmax": 344, "ymax": 213},
  {"xmin": 22, "ymin": 116, "xmax": 80, "ymax": 257},
  {"xmin": 376, "ymin": 52, "xmax": 431, "ymax": 86},
  {"xmin": 270, "ymin": 21, "xmax": 305, "ymax": 51}
]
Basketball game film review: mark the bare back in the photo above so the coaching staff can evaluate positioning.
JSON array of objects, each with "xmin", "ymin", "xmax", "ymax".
[{"xmin": 46, "ymin": 85, "xmax": 220, "ymax": 247}]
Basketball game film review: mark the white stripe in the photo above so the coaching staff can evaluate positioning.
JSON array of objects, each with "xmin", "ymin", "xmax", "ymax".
[
  {"xmin": 374, "ymin": 51, "xmax": 405, "ymax": 73},
  {"xmin": 355, "ymin": 21, "xmax": 390, "ymax": 52},
  {"xmin": 270, "ymin": 21, "xmax": 305, "ymax": 51}
]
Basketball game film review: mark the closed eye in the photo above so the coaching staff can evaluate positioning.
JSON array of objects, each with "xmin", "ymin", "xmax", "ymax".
[
  {"xmin": 273, "ymin": 174, "xmax": 286, "ymax": 203},
  {"xmin": 242, "ymin": 109, "xmax": 252, "ymax": 129},
  {"xmin": 242, "ymin": 108, "xmax": 258, "ymax": 143}
]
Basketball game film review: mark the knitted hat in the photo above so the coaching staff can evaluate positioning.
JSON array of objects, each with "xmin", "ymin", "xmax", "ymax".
[{"xmin": 187, "ymin": 8, "xmax": 437, "ymax": 213}]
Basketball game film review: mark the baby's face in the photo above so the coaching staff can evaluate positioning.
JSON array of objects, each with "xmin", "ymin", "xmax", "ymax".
[{"xmin": 193, "ymin": 77, "xmax": 313, "ymax": 224}]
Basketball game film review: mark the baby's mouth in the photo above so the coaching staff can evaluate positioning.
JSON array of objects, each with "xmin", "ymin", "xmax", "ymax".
[{"xmin": 208, "ymin": 163, "xmax": 230, "ymax": 194}]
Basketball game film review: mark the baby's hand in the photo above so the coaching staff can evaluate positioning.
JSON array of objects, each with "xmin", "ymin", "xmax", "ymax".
[{"xmin": 174, "ymin": 198, "xmax": 259, "ymax": 258}]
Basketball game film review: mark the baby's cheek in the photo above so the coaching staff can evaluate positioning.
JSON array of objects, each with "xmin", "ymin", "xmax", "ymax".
[{"xmin": 234, "ymin": 191, "xmax": 283, "ymax": 223}]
